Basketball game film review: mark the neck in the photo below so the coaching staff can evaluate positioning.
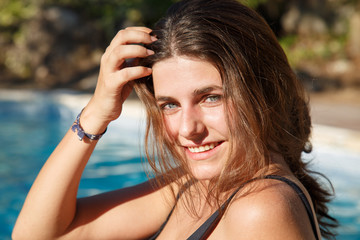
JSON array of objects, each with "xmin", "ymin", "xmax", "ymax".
[{"xmin": 267, "ymin": 152, "xmax": 294, "ymax": 176}]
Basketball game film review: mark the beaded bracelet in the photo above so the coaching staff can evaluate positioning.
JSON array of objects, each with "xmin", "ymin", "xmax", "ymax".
[{"xmin": 71, "ymin": 109, "xmax": 107, "ymax": 141}]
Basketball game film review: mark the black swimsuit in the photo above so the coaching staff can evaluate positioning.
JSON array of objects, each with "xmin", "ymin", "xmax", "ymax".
[{"xmin": 148, "ymin": 175, "xmax": 319, "ymax": 240}]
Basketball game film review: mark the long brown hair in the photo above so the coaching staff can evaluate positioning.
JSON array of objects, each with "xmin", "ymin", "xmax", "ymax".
[{"xmin": 134, "ymin": 0, "xmax": 337, "ymax": 238}]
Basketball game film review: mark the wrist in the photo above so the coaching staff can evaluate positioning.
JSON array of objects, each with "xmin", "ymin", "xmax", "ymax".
[{"xmin": 72, "ymin": 109, "xmax": 109, "ymax": 141}]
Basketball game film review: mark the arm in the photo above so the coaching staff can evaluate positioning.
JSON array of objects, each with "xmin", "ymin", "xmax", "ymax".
[{"xmin": 12, "ymin": 27, "xmax": 166, "ymax": 240}]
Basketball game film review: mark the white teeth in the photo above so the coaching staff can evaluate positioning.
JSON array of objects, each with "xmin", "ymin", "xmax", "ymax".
[{"xmin": 188, "ymin": 143, "xmax": 217, "ymax": 153}]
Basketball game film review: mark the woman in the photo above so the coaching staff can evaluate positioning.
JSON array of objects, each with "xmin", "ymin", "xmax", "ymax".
[{"xmin": 13, "ymin": 0, "xmax": 337, "ymax": 239}]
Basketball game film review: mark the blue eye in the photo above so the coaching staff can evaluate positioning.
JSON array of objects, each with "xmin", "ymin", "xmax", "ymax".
[
  {"xmin": 205, "ymin": 95, "xmax": 221, "ymax": 103},
  {"xmin": 161, "ymin": 103, "xmax": 178, "ymax": 111}
]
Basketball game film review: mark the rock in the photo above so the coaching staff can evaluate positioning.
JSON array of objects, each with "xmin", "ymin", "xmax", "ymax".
[
  {"xmin": 298, "ymin": 14, "xmax": 327, "ymax": 36},
  {"xmin": 280, "ymin": 0, "xmax": 333, "ymax": 36},
  {"xmin": 326, "ymin": 59, "xmax": 353, "ymax": 77},
  {"xmin": 282, "ymin": 6, "xmax": 301, "ymax": 34}
]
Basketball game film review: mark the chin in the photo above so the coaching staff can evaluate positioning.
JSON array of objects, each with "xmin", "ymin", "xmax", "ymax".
[{"xmin": 189, "ymin": 163, "xmax": 223, "ymax": 181}]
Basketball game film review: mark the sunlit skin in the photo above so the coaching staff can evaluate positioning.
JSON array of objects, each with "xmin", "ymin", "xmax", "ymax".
[
  {"xmin": 153, "ymin": 56, "xmax": 230, "ymax": 182},
  {"xmin": 11, "ymin": 22, "xmax": 324, "ymax": 239}
]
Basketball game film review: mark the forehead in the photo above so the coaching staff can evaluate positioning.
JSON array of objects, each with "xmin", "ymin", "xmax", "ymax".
[{"xmin": 152, "ymin": 56, "xmax": 222, "ymax": 97}]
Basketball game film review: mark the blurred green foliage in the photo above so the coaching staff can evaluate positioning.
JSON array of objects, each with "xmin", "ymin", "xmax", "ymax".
[
  {"xmin": 0, "ymin": 0, "xmax": 36, "ymax": 27},
  {"xmin": 242, "ymin": 0, "xmax": 268, "ymax": 9},
  {"xmin": 47, "ymin": 0, "xmax": 179, "ymax": 40},
  {"xmin": 0, "ymin": 0, "xmax": 269, "ymax": 84},
  {"xmin": 0, "ymin": 0, "xmax": 266, "ymax": 41},
  {"xmin": 280, "ymin": 34, "xmax": 348, "ymax": 66},
  {"xmin": 1, "ymin": 0, "xmax": 358, "ymax": 87},
  {"xmin": 0, "ymin": 0, "xmax": 179, "ymax": 43}
]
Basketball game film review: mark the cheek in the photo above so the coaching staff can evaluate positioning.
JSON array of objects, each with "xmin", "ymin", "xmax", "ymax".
[
  {"xmin": 206, "ymin": 108, "xmax": 229, "ymax": 134},
  {"xmin": 163, "ymin": 116, "xmax": 178, "ymax": 139}
]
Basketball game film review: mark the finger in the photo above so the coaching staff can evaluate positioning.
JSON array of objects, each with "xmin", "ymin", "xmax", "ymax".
[
  {"xmin": 108, "ymin": 29, "xmax": 157, "ymax": 53},
  {"xmin": 114, "ymin": 66, "xmax": 152, "ymax": 84},
  {"xmin": 125, "ymin": 26, "xmax": 152, "ymax": 34},
  {"xmin": 105, "ymin": 45, "xmax": 154, "ymax": 71}
]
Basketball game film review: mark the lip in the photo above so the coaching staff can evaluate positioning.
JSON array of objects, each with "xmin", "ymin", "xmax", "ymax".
[{"xmin": 184, "ymin": 141, "xmax": 224, "ymax": 160}]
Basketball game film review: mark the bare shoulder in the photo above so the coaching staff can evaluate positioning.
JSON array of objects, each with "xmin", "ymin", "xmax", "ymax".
[{"xmin": 219, "ymin": 178, "xmax": 316, "ymax": 240}]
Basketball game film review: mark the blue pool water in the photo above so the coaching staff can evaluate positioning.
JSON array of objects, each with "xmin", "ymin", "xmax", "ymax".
[{"xmin": 0, "ymin": 90, "xmax": 359, "ymax": 239}]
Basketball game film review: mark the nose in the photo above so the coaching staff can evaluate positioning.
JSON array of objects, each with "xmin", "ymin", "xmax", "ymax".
[{"xmin": 179, "ymin": 107, "xmax": 206, "ymax": 142}]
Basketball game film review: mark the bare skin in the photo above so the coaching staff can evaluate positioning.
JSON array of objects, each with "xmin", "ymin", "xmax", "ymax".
[
  {"xmin": 151, "ymin": 56, "xmax": 321, "ymax": 240},
  {"xmin": 12, "ymin": 28, "xmax": 321, "ymax": 240},
  {"xmin": 12, "ymin": 27, "xmax": 174, "ymax": 240},
  {"xmin": 156, "ymin": 176, "xmax": 318, "ymax": 240}
]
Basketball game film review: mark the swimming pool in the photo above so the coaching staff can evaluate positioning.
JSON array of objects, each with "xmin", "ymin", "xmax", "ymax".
[{"xmin": 0, "ymin": 90, "xmax": 359, "ymax": 239}]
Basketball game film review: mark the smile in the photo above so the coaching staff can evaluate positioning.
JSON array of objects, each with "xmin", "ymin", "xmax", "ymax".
[{"xmin": 187, "ymin": 142, "xmax": 219, "ymax": 153}]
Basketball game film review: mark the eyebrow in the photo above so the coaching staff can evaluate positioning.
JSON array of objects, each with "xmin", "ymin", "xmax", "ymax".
[
  {"xmin": 155, "ymin": 96, "xmax": 175, "ymax": 102},
  {"xmin": 155, "ymin": 85, "xmax": 223, "ymax": 102},
  {"xmin": 193, "ymin": 85, "xmax": 223, "ymax": 96}
]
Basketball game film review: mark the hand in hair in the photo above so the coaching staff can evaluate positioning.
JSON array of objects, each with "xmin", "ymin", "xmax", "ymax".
[{"xmin": 81, "ymin": 27, "xmax": 156, "ymax": 135}]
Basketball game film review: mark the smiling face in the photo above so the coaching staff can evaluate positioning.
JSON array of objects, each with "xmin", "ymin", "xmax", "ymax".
[{"xmin": 152, "ymin": 56, "xmax": 230, "ymax": 181}]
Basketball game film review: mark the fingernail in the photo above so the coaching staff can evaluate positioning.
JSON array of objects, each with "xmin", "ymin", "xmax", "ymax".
[
  {"xmin": 150, "ymin": 36, "xmax": 158, "ymax": 42},
  {"xmin": 147, "ymin": 49, "xmax": 155, "ymax": 55}
]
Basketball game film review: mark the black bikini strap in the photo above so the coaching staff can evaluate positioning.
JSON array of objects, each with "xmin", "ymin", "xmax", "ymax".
[
  {"xmin": 148, "ymin": 180, "xmax": 195, "ymax": 240},
  {"xmin": 151, "ymin": 175, "xmax": 319, "ymax": 240},
  {"xmin": 265, "ymin": 175, "xmax": 320, "ymax": 240},
  {"xmin": 188, "ymin": 175, "xmax": 320, "ymax": 240},
  {"xmin": 187, "ymin": 184, "xmax": 243, "ymax": 240}
]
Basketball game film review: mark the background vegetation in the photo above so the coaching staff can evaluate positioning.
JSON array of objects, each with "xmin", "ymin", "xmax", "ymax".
[{"xmin": 0, "ymin": 0, "xmax": 359, "ymax": 91}]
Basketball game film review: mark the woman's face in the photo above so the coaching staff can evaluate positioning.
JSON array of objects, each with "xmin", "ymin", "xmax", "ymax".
[{"xmin": 152, "ymin": 56, "xmax": 230, "ymax": 181}]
